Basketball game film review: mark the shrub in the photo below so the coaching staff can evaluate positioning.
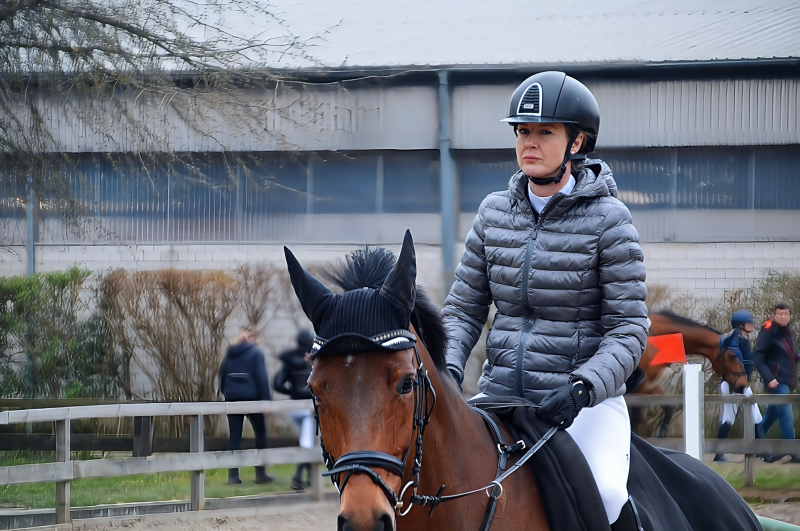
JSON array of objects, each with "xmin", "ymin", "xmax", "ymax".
[{"xmin": 0, "ymin": 267, "xmax": 114, "ymax": 398}]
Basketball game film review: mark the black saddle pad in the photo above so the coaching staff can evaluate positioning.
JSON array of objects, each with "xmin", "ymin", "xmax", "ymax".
[
  {"xmin": 469, "ymin": 396, "xmax": 609, "ymax": 531},
  {"xmin": 628, "ymin": 434, "xmax": 763, "ymax": 531},
  {"xmin": 470, "ymin": 396, "xmax": 763, "ymax": 531}
]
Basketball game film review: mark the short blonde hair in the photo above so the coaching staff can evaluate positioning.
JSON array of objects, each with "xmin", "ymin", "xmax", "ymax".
[{"xmin": 234, "ymin": 327, "xmax": 257, "ymax": 345}]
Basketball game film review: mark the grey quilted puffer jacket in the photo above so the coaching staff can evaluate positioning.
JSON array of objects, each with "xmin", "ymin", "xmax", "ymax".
[{"xmin": 443, "ymin": 160, "xmax": 648, "ymax": 406}]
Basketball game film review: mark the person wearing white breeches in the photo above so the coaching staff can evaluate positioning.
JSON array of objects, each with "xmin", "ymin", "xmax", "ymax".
[
  {"xmin": 714, "ymin": 310, "xmax": 763, "ymax": 462},
  {"xmin": 444, "ymin": 72, "xmax": 648, "ymax": 530}
]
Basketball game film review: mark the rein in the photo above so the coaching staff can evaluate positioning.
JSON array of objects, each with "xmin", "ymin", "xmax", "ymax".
[{"xmin": 313, "ymin": 329, "xmax": 556, "ymax": 531}]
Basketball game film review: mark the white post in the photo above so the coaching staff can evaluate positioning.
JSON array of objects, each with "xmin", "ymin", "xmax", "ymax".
[
  {"xmin": 190, "ymin": 415, "xmax": 205, "ymax": 511},
  {"xmin": 55, "ymin": 419, "xmax": 71, "ymax": 523},
  {"xmin": 683, "ymin": 363, "xmax": 704, "ymax": 460}
]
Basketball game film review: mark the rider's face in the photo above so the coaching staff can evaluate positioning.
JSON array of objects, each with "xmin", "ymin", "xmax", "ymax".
[{"xmin": 515, "ymin": 123, "xmax": 582, "ymax": 179}]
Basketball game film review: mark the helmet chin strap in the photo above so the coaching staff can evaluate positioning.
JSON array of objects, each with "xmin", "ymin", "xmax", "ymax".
[{"xmin": 526, "ymin": 133, "xmax": 580, "ymax": 186}]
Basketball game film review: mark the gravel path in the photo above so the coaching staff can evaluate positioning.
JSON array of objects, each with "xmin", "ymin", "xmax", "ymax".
[
  {"xmin": 63, "ymin": 503, "xmax": 340, "ymax": 531},
  {"xmin": 37, "ymin": 501, "xmax": 800, "ymax": 530}
]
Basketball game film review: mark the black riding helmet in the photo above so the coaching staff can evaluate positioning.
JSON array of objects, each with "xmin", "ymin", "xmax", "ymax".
[{"xmin": 504, "ymin": 71, "xmax": 600, "ymax": 184}]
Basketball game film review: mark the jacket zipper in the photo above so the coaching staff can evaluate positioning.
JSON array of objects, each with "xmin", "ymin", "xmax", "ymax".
[
  {"xmin": 516, "ymin": 199, "xmax": 541, "ymax": 398},
  {"xmin": 514, "ymin": 192, "xmax": 564, "ymax": 398}
]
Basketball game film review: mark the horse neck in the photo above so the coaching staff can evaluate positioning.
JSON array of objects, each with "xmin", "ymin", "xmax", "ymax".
[
  {"xmin": 412, "ymin": 344, "xmax": 493, "ymax": 486},
  {"xmin": 655, "ymin": 319, "xmax": 720, "ymax": 362},
  {"xmin": 683, "ymin": 326, "xmax": 721, "ymax": 363}
]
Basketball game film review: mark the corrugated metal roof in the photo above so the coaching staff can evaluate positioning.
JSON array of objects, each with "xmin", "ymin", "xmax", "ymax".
[{"xmin": 247, "ymin": 0, "xmax": 800, "ymax": 69}]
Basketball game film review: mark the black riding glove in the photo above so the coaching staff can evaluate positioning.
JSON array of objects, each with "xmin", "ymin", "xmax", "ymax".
[{"xmin": 536, "ymin": 380, "xmax": 592, "ymax": 429}]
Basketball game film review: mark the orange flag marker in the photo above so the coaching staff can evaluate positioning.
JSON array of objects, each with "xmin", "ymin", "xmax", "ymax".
[{"xmin": 647, "ymin": 334, "xmax": 687, "ymax": 365}]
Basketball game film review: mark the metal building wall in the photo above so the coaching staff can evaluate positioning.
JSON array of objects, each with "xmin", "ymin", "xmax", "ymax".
[
  {"xmin": 20, "ymin": 82, "xmax": 439, "ymax": 153},
  {"xmin": 452, "ymin": 79, "xmax": 800, "ymax": 149},
  {"xmin": 11, "ymin": 77, "xmax": 799, "ymax": 152}
]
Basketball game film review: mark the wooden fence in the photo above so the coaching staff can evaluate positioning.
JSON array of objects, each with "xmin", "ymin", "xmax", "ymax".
[
  {"xmin": 1, "ymin": 371, "xmax": 800, "ymax": 525},
  {"xmin": 625, "ymin": 364, "xmax": 800, "ymax": 487},
  {"xmin": 0, "ymin": 400, "xmax": 322, "ymax": 524}
]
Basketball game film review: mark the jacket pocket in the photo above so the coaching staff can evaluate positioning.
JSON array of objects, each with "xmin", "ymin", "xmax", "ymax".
[
  {"xmin": 224, "ymin": 372, "xmax": 258, "ymax": 401},
  {"xmin": 572, "ymin": 330, "xmax": 583, "ymax": 368}
]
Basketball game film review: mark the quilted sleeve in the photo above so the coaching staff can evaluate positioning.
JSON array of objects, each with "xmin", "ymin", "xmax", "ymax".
[
  {"xmin": 571, "ymin": 203, "xmax": 648, "ymax": 405},
  {"xmin": 442, "ymin": 206, "xmax": 493, "ymax": 384}
]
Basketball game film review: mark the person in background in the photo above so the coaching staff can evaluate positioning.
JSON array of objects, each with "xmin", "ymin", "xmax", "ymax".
[
  {"xmin": 274, "ymin": 329, "xmax": 315, "ymax": 491},
  {"xmin": 752, "ymin": 302, "xmax": 799, "ymax": 463},
  {"xmin": 219, "ymin": 327, "xmax": 274, "ymax": 485},
  {"xmin": 713, "ymin": 309, "xmax": 763, "ymax": 462}
]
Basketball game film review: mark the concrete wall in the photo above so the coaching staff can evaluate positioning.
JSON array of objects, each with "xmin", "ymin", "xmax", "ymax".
[
  {"xmin": 2, "ymin": 239, "xmax": 797, "ymax": 398},
  {"xmin": 3, "ymin": 240, "xmax": 799, "ymax": 302}
]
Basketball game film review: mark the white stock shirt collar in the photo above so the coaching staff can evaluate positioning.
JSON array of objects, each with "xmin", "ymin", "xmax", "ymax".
[{"xmin": 527, "ymin": 174, "xmax": 576, "ymax": 214}]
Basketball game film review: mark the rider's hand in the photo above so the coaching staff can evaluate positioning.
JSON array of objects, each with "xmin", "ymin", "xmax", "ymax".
[
  {"xmin": 768, "ymin": 379, "xmax": 779, "ymax": 389},
  {"xmin": 536, "ymin": 380, "xmax": 591, "ymax": 429}
]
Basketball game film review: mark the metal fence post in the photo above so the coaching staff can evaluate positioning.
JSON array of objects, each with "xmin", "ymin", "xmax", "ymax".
[
  {"xmin": 743, "ymin": 397, "xmax": 755, "ymax": 487},
  {"xmin": 55, "ymin": 419, "xmax": 71, "ymax": 523},
  {"xmin": 683, "ymin": 364, "xmax": 704, "ymax": 460},
  {"xmin": 190, "ymin": 415, "xmax": 205, "ymax": 511}
]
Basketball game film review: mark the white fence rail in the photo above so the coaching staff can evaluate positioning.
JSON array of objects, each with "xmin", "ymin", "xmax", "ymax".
[
  {"xmin": 0, "ymin": 400, "xmax": 323, "ymax": 524},
  {"xmin": 3, "ymin": 368, "xmax": 800, "ymax": 525}
]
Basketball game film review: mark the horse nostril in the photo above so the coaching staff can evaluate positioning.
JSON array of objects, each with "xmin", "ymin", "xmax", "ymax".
[
  {"xmin": 338, "ymin": 514, "xmax": 350, "ymax": 531},
  {"xmin": 375, "ymin": 512, "xmax": 395, "ymax": 531}
]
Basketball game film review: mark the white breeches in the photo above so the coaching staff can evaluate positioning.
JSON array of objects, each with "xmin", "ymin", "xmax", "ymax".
[
  {"xmin": 472, "ymin": 393, "xmax": 630, "ymax": 524},
  {"xmin": 566, "ymin": 395, "xmax": 631, "ymax": 524},
  {"xmin": 719, "ymin": 382, "xmax": 762, "ymax": 425},
  {"xmin": 290, "ymin": 410, "xmax": 315, "ymax": 449}
]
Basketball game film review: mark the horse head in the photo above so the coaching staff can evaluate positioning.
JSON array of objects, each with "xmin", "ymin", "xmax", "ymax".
[
  {"xmin": 285, "ymin": 231, "xmax": 438, "ymax": 531},
  {"xmin": 713, "ymin": 348, "xmax": 749, "ymax": 394}
]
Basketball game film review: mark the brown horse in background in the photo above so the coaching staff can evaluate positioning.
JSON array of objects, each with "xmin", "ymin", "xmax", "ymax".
[
  {"xmin": 628, "ymin": 311, "xmax": 749, "ymax": 436},
  {"xmin": 286, "ymin": 235, "xmax": 551, "ymax": 531}
]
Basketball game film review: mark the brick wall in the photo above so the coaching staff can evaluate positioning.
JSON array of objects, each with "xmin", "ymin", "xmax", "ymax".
[
  {"xmin": 2, "ymin": 241, "xmax": 799, "ymax": 302},
  {"xmin": 641, "ymin": 242, "xmax": 800, "ymax": 299}
]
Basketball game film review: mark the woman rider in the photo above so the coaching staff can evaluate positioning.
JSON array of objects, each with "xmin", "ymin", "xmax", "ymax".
[{"xmin": 442, "ymin": 71, "xmax": 648, "ymax": 530}]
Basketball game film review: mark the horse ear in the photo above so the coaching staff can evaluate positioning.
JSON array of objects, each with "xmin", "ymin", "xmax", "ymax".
[
  {"xmin": 284, "ymin": 247, "xmax": 334, "ymax": 329},
  {"xmin": 381, "ymin": 230, "xmax": 416, "ymax": 314}
]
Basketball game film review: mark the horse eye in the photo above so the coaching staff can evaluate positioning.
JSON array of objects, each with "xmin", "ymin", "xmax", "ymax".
[{"xmin": 398, "ymin": 378, "xmax": 415, "ymax": 395}]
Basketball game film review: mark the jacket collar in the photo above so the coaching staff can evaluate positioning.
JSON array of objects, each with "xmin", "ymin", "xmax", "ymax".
[{"xmin": 509, "ymin": 159, "xmax": 618, "ymax": 214}]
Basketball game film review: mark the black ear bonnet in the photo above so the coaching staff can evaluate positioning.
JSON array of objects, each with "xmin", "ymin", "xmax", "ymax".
[{"xmin": 284, "ymin": 230, "xmax": 418, "ymax": 357}]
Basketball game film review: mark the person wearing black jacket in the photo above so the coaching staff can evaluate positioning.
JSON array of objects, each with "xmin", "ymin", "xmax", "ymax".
[
  {"xmin": 274, "ymin": 329, "xmax": 314, "ymax": 491},
  {"xmin": 752, "ymin": 303, "xmax": 798, "ymax": 461},
  {"xmin": 219, "ymin": 327, "xmax": 273, "ymax": 485}
]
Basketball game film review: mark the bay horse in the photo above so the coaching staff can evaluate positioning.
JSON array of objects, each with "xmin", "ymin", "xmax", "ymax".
[
  {"xmin": 285, "ymin": 232, "xmax": 550, "ymax": 531},
  {"xmin": 628, "ymin": 311, "xmax": 749, "ymax": 436}
]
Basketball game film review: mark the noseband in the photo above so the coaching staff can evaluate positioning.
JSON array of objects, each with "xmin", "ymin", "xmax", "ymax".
[{"xmin": 313, "ymin": 329, "xmax": 437, "ymax": 513}]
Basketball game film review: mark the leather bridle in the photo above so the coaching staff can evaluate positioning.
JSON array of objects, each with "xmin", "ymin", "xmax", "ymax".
[
  {"xmin": 312, "ymin": 329, "xmax": 436, "ymax": 514},
  {"xmin": 311, "ymin": 328, "xmax": 558, "ymax": 530}
]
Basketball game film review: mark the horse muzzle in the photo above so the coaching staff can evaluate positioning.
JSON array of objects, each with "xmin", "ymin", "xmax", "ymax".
[
  {"xmin": 337, "ymin": 511, "xmax": 395, "ymax": 531},
  {"xmin": 338, "ymin": 473, "xmax": 398, "ymax": 531}
]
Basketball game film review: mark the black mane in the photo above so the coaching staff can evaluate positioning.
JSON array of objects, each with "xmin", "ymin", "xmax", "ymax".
[
  {"xmin": 323, "ymin": 247, "xmax": 448, "ymax": 372},
  {"xmin": 654, "ymin": 310, "xmax": 722, "ymax": 335}
]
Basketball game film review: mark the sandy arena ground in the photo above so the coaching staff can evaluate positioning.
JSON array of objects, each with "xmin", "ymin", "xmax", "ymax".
[{"xmin": 29, "ymin": 500, "xmax": 798, "ymax": 530}]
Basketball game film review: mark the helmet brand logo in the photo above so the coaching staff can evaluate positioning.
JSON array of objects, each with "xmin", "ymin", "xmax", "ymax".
[{"xmin": 517, "ymin": 82, "xmax": 542, "ymax": 117}]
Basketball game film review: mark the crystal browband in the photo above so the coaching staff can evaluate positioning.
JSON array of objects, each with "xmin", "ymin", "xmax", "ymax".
[{"xmin": 311, "ymin": 329, "xmax": 417, "ymax": 353}]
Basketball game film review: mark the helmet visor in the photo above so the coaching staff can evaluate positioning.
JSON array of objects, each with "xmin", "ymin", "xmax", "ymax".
[{"xmin": 502, "ymin": 116, "xmax": 579, "ymax": 125}]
